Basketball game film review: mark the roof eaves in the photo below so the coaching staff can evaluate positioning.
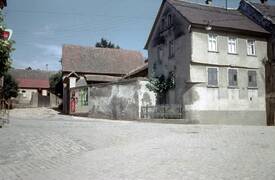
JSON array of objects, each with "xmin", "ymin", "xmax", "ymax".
[{"xmin": 191, "ymin": 23, "xmax": 270, "ymax": 36}]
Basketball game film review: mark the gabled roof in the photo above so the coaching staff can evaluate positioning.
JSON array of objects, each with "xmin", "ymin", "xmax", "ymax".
[
  {"xmin": 145, "ymin": 0, "xmax": 269, "ymax": 49},
  {"xmin": 251, "ymin": 2, "xmax": 275, "ymax": 23},
  {"xmin": 9, "ymin": 69, "xmax": 55, "ymax": 89},
  {"xmin": 62, "ymin": 45, "xmax": 145, "ymax": 75}
]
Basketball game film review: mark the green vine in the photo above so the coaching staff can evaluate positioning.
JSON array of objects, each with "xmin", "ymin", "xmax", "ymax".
[
  {"xmin": 146, "ymin": 72, "xmax": 175, "ymax": 94},
  {"xmin": 0, "ymin": 11, "xmax": 15, "ymax": 77}
]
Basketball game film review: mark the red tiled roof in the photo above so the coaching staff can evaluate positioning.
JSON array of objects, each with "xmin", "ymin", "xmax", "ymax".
[{"xmin": 16, "ymin": 79, "xmax": 50, "ymax": 89}]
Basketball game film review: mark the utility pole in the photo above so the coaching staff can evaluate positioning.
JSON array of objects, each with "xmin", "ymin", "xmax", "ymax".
[{"xmin": 226, "ymin": 0, "xmax": 228, "ymax": 10}]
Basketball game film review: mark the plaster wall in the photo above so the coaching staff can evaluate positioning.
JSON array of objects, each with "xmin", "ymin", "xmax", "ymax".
[
  {"xmin": 69, "ymin": 79, "xmax": 156, "ymax": 120},
  {"xmin": 147, "ymin": 2, "xmax": 192, "ymax": 105},
  {"xmin": 191, "ymin": 29, "xmax": 267, "ymax": 69},
  {"xmin": 185, "ymin": 29, "xmax": 267, "ymax": 125},
  {"xmin": 18, "ymin": 89, "xmax": 37, "ymax": 102}
]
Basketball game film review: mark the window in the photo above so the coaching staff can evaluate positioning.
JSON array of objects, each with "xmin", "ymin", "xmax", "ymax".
[
  {"xmin": 228, "ymin": 37, "xmax": 237, "ymax": 54},
  {"xmin": 248, "ymin": 70, "xmax": 257, "ymax": 88},
  {"xmin": 167, "ymin": 14, "xmax": 173, "ymax": 27},
  {"xmin": 157, "ymin": 46, "xmax": 163, "ymax": 62},
  {"xmin": 207, "ymin": 67, "xmax": 218, "ymax": 87},
  {"xmin": 161, "ymin": 18, "xmax": 165, "ymax": 30},
  {"xmin": 247, "ymin": 40, "xmax": 256, "ymax": 55},
  {"xmin": 208, "ymin": 34, "xmax": 217, "ymax": 52},
  {"xmin": 228, "ymin": 69, "xmax": 238, "ymax": 87},
  {"xmin": 169, "ymin": 40, "xmax": 174, "ymax": 58}
]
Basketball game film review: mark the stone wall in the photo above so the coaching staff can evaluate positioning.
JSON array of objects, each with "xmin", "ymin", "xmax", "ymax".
[{"xmin": 69, "ymin": 78, "xmax": 156, "ymax": 120}]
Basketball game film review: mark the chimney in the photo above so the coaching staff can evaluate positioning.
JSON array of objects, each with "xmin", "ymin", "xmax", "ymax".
[
  {"xmin": 260, "ymin": 0, "xmax": 268, "ymax": 4},
  {"xmin": 205, "ymin": 0, "xmax": 212, "ymax": 5}
]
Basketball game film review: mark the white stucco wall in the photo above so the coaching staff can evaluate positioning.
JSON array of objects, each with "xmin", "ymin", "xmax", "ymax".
[
  {"xmin": 69, "ymin": 79, "xmax": 156, "ymax": 119},
  {"xmin": 18, "ymin": 89, "xmax": 37, "ymax": 101}
]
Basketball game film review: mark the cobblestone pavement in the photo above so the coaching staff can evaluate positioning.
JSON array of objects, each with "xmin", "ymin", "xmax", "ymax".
[{"xmin": 1, "ymin": 108, "xmax": 275, "ymax": 180}]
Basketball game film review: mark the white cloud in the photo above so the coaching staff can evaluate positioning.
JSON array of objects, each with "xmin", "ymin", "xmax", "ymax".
[
  {"xmin": 35, "ymin": 44, "xmax": 61, "ymax": 58},
  {"xmin": 33, "ymin": 24, "xmax": 57, "ymax": 36}
]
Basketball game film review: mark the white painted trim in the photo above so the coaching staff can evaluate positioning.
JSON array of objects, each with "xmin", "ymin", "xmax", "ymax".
[
  {"xmin": 208, "ymin": 33, "xmax": 218, "ymax": 52},
  {"xmin": 246, "ymin": 39, "xmax": 256, "ymax": 56},
  {"xmin": 227, "ymin": 36, "xmax": 237, "ymax": 54}
]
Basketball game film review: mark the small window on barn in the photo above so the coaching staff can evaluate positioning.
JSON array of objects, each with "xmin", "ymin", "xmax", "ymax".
[
  {"xmin": 248, "ymin": 70, "xmax": 257, "ymax": 88},
  {"xmin": 228, "ymin": 69, "xmax": 238, "ymax": 87},
  {"xmin": 207, "ymin": 67, "xmax": 218, "ymax": 87}
]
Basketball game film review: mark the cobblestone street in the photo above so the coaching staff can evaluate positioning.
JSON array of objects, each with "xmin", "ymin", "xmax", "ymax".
[{"xmin": 0, "ymin": 108, "xmax": 275, "ymax": 179}]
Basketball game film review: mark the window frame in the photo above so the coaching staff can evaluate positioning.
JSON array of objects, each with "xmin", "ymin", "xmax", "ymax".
[
  {"xmin": 208, "ymin": 34, "xmax": 218, "ymax": 52},
  {"xmin": 248, "ymin": 70, "xmax": 257, "ymax": 88},
  {"xmin": 157, "ymin": 45, "xmax": 163, "ymax": 63},
  {"xmin": 227, "ymin": 68, "xmax": 239, "ymax": 88},
  {"xmin": 247, "ymin": 39, "xmax": 256, "ymax": 56},
  {"xmin": 207, "ymin": 67, "xmax": 219, "ymax": 87},
  {"xmin": 168, "ymin": 40, "xmax": 175, "ymax": 58},
  {"xmin": 228, "ymin": 37, "xmax": 237, "ymax": 54},
  {"xmin": 167, "ymin": 13, "xmax": 173, "ymax": 27},
  {"xmin": 161, "ymin": 18, "xmax": 165, "ymax": 30}
]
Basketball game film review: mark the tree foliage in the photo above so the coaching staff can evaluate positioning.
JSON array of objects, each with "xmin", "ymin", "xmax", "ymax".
[
  {"xmin": 95, "ymin": 38, "xmax": 120, "ymax": 49},
  {"xmin": 146, "ymin": 72, "xmax": 175, "ymax": 94},
  {"xmin": 0, "ymin": 11, "xmax": 15, "ymax": 77},
  {"xmin": 49, "ymin": 71, "xmax": 63, "ymax": 97},
  {"xmin": 2, "ymin": 72, "xmax": 18, "ymax": 100}
]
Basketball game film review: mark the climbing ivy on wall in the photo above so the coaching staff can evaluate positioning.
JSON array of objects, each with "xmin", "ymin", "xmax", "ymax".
[
  {"xmin": 146, "ymin": 72, "xmax": 175, "ymax": 94},
  {"xmin": 0, "ymin": 11, "xmax": 15, "ymax": 76}
]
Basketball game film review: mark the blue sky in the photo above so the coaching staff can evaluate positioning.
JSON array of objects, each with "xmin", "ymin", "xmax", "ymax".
[{"xmin": 4, "ymin": 0, "xmax": 275, "ymax": 71}]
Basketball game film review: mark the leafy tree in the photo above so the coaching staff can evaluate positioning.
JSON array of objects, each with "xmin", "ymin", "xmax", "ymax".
[
  {"xmin": 95, "ymin": 38, "xmax": 120, "ymax": 49},
  {"xmin": 2, "ymin": 72, "xmax": 18, "ymax": 100},
  {"xmin": 0, "ymin": 11, "xmax": 15, "ymax": 77},
  {"xmin": 49, "ymin": 71, "xmax": 63, "ymax": 98}
]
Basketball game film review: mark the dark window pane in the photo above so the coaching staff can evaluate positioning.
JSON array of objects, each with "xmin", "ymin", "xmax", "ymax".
[
  {"xmin": 208, "ymin": 68, "xmax": 218, "ymax": 86},
  {"xmin": 229, "ymin": 69, "xmax": 238, "ymax": 87},
  {"xmin": 248, "ymin": 71, "xmax": 257, "ymax": 87}
]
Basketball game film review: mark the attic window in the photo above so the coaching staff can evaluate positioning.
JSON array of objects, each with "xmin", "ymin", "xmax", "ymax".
[
  {"xmin": 161, "ymin": 18, "xmax": 165, "ymax": 30},
  {"xmin": 167, "ymin": 14, "xmax": 173, "ymax": 27}
]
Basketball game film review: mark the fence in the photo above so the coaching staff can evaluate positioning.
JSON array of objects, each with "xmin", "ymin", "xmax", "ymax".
[
  {"xmin": 141, "ymin": 105, "xmax": 184, "ymax": 119},
  {"xmin": 0, "ymin": 99, "xmax": 10, "ymax": 127}
]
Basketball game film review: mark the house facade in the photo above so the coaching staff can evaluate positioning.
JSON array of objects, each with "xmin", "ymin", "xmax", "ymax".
[
  {"xmin": 61, "ymin": 45, "xmax": 145, "ymax": 113},
  {"xmin": 239, "ymin": 0, "xmax": 275, "ymax": 125},
  {"xmin": 145, "ymin": 0, "xmax": 269, "ymax": 125}
]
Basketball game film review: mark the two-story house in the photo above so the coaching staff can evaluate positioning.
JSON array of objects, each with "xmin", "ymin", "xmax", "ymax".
[
  {"xmin": 145, "ymin": 0, "xmax": 270, "ymax": 125},
  {"xmin": 0, "ymin": 0, "xmax": 6, "ymax": 9},
  {"xmin": 239, "ymin": 0, "xmax": 275, "ymax": 125}
]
